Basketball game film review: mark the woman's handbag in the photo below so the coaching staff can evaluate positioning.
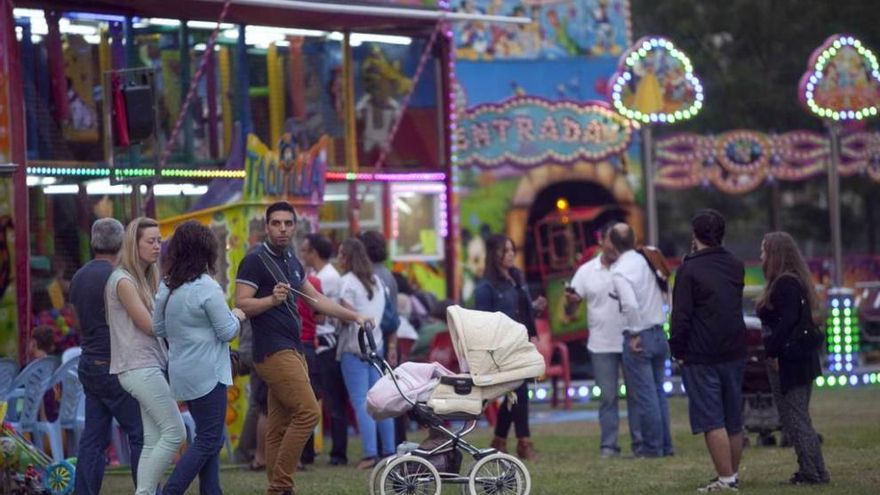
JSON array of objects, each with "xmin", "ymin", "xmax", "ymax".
[{"xmin": 781, "ymin": 295, "xmax": 824, "ymax": 359}]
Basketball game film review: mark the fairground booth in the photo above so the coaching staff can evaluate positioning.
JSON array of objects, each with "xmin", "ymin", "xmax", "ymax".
[{"xmin": 0, "ymin": 0, "xmax": 531, "ymax": 460}]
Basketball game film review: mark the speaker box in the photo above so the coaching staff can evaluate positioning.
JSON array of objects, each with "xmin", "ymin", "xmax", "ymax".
[{"xmin": 123, "ymin": 83, "xmax": 155, "ymax": 143}]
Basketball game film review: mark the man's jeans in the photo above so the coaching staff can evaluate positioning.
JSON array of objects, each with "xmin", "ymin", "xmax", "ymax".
[
  {"xmin": 622, "ymin": 326, "xmax": 673, "ymax": 457},
  {"xmin": 317, "ymin": 347, "xmax": 349, "ymax": 463},
  {"xmin": 75, "ymin": 357, "xmax": 144, "ymax": 495},
  {"xmin": 591, "ymin": 352, "xmax": 623, "ymax": 453},
  {"xmin": 163, "ymin": 383, "xmax": 227, "ymax": 495}
]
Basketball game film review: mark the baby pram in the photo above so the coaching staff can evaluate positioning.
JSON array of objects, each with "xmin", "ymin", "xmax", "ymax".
[
  {"xmin": 741, "ymin": 316, "xmax": 781, "ymax": 446},
  {"xmin": 361, "ymin": 305, "xmax": 546, "ymax": 495}
]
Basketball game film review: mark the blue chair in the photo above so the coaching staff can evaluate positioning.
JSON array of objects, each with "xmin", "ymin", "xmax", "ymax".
[
  {"xmin": 14, "ymin": 356, "xmax": 80, "ymax": 463},
  {"xmin": 54, "ymin": 355, "xmax": 85, "ymax": 456},
  {"xmin": 0, "ymin": 358, "xmax": 19, "ymax": 399},
  {"xmin": 4, "ymin": 356, "xmax": 60, "ymax": 457}
]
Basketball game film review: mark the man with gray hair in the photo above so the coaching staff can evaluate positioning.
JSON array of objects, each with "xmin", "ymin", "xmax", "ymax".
[{"xmin": 70, "ymin": 218, "xmax": 144, "ymax": 495}]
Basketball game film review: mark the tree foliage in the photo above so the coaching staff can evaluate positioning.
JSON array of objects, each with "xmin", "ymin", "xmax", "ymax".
[{"xmin": 630, "ymin": 0, "xmax": 880, "ymax": 259}]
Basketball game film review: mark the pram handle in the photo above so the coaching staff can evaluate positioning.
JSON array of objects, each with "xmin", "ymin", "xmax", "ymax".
[{"xmin": 358, "ymin": 321, "xmax": 379, "ymax": 356}]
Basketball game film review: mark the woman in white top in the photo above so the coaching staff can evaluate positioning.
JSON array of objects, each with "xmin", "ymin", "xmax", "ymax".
[
  {"xmin": 336, "ymin": 238, "xmax": 395, "ymax": 469},
  {"xmin": 107, "ymin": 217, "xmax": 184, "ymax": 495}
]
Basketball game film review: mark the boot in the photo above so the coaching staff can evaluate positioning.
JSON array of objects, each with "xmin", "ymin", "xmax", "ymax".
[
  {"xmin": 516, "ymin": 438, "xmax": 537, "ymax": 461},
  {"xmin": 490, "ymin": 436, "xmax": 508, "ymax": 454}
]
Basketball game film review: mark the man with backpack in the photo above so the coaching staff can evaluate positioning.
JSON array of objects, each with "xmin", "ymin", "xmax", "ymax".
[
  {"xmin": 669, "ymin": 210, "xmax": 747, "ymax": 492},
  {"xmin": 609, "ymin": 222, "xmax": 673, "ymax": 458},
  {"xmin": 235, "ymin": 202, "xmax": 373, "ymax": 495}
]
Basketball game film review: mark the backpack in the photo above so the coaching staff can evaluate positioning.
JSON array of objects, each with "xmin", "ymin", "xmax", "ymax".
[
  {"xmin": 379, "ymin": 280, "xmax": 401, "ymax": 337},
  {"xmin": 637, "ymin": 245, "xmax": 671, "ymax": 293},
  {"xmin": 237, "ymin": 320, "xmax": 254, "ymax": 374}
]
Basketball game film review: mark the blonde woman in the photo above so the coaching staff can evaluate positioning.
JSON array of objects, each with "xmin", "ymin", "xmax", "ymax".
[{"xmin": 107, "ymin": 217, "xmax": 184, "ymax": 495}]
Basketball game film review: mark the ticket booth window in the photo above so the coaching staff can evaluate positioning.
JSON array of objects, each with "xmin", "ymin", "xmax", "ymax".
[{"xmin": 390, "ymin": 183, "xmax": 446, "ymax": 262}]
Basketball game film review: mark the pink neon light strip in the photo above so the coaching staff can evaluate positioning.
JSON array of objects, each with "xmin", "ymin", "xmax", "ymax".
[{"xmin": 325, "ymin": 171, "xmax": 447, "ymax": 182}]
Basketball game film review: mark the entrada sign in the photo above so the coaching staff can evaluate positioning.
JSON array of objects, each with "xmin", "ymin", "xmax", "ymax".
[{"xmin": 457, "ymin": 96, "xmax": 633, "ymax": 168}]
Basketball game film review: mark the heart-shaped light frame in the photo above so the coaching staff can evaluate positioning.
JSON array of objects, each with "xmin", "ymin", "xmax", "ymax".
[
  {"xmin": 799, "ymin": 34, "xmax": 880, "ymax": 121},
  {"xmin": 609, "ymin": 36, "xmax": 704, "ymax": 125}
]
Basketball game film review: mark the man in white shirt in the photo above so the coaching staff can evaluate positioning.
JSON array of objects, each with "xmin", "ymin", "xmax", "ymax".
[
  {"xmin": 300, "ymin": 233, "xmax": 348, "ymax": 466},
  {"xmin": 610, "ymin": 223, "xmax": 673, "ymax": 458},
  {"xmin": 566, "ymin": 223, "xmax": 631, "ymax": 458}
]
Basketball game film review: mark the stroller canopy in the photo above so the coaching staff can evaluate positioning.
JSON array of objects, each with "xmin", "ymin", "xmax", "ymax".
[{"xmin": 445, "ymin": 306, "xmax": 545, "ymax": 387}]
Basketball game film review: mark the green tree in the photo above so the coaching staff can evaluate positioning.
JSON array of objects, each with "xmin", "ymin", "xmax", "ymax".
[{"xmin": 630, "ymin": 0, "xmax": 880, "ymax": 259}]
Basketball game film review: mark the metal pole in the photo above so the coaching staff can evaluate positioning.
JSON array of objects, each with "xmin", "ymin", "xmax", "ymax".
[
  {"xmin": 642, "ymin": 126, "xmax": 658, "ymax": 246},
  {"xmin": 827, "ymin": 121, "xmax": 843, "ymax": 287},
  {"xmin": 342, "ymin": 32, "xmax": 360, "ymax": 234},
  {"xmin": 180, "ymin": 21, "xmax": 194, "ymax": 161}
]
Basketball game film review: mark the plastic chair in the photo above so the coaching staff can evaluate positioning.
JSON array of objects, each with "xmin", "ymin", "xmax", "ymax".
[
  {"xmin": 110, "ymin": 419, "xmax": 132, "ymax": 465},
  {"xmin": 61, "ymin": 346, "xmax": 82, "ymax": 364},
  {"xmin": 534, "ymin": 319, "xmax": 572, "ymax": 409},
  {"xmin": 0, "ymin": 358, "xmax": 19, "ymax": 399},
  {"xmin": 55, "ymin": 355, "xmax": 85, "ymax": 456},
  {"xmin": 23, "ymin": 356, "xmax": 81, "ymax": 462},
  {"xmin": 4, "ymin": 357, "xmax": 61, "ymax": 456}
]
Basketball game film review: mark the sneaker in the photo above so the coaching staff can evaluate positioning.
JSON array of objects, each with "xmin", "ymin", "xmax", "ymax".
[
  {"xmin": 599, "ymin": 448, "xmax": 620, "ymax": 459},
  {"xmin": 697, "ymin": 478, "xmax": 739, "ymax": 492},
  {"xmin": 788, "ymin": 472, "xmax": 830, "ymax": 485}
]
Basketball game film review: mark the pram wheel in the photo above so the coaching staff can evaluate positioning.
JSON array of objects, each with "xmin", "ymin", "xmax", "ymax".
[
  {"xmin": 379, "ymin": 455, "xmax": 441, "ymax": 495},
  {"xmin": 370, "ymin": 456, "xmax": 393, "ymax": 495},
  {"xmin": 467, "ymin": 453, "xmax": 530, "ymax": 495}
]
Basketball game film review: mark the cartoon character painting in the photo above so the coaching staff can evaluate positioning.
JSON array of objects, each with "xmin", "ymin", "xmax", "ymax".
[
  {"xmin": 452, "ymin": 0, "xmax": 627, "ymax": 61},
  {"xmin": 590, "ymin": 0, "xmax": 622, "ymax": 56},
  {"xmin": 632, "ymin": 53, "xmax": 664, "ymax": 114},
  {"xmin": 356, "ymin": 46, "xmax": 413, "ymax": 154}
]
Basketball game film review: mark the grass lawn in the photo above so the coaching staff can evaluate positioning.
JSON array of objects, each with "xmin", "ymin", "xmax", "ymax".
[{"xmin": 102, "ymin": 386, "xmax": 880, "ymax": 494}]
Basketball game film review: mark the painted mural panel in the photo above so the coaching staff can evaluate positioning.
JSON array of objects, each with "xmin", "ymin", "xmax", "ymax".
[
  {"xmin": 452, "ymin": 0, "xmax": 630, "ymax": 60},
  {"xmin": 452, "ymin": 1, "xmax": 639, "ymax": 339}
]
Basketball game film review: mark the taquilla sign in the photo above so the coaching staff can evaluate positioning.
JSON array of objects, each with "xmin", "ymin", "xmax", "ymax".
[
  {"xmin": 456, "ymin": 96, "xmax": 633, "ymax": 168},
  {"xmin": 244, "ymin": 133, "xmax": 328, "ymax": 202}
]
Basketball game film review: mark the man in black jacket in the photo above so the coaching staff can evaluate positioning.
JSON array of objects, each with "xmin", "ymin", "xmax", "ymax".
[{"xmin": 669, "ymin": 209, "xmax": 747, "ymax": 493}]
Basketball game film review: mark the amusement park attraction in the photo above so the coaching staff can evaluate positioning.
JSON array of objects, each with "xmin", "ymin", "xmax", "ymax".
[{"xmin": 1, "ymin": 0, "xmax": 880, "ymax": 491}]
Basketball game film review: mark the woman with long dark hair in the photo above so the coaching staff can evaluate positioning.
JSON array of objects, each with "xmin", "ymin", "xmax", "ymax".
[
  {"xmin": 153, "ymin": 220, "xmax": 246, "ymax": 494},
  {"xmin": 474, "ymin": 234, "xmax": 546, "ymax": 461},
  {"xmin": 336, "ymin": 238, "xmax": 395, "ymax": 469},
  {"xmin": 756, "ymin": 232, "xmax": 829, "ymax": 485}
]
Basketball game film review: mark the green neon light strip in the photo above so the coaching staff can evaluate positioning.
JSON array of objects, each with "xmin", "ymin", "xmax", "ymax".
[{"xmin": 27, "ymin": 167, "xmax": 247, "ymax": 178}]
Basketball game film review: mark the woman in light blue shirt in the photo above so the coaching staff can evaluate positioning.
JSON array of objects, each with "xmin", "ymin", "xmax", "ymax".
[{"xmin": 153, "ymin": 220, "xmax": 245, "ymax": 495}]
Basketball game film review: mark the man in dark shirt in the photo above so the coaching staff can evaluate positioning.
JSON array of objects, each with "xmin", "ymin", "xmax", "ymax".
[
  {"xmin": 235, "ymin": 201, "xmax": 372, "ymax": 495},
  {"xmin": 669, "ymin": 209, "xmax": 747, "ymax": 492},
  {"xmin": 70, "ymin": 218, "xmax": 144, "ymax": 495}
]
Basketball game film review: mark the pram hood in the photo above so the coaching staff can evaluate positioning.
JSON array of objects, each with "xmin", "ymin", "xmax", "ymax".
[{"xmin": 445, "ymin": 305, "xmax": 545, "ymax": 387}]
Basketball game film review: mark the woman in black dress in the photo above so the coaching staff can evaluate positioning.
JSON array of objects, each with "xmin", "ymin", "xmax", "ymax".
[
  {"xmin": 474, "ymin": 234, "xmax": 546, "ymax": 460},
  {"xmin": 756, "ymin": 232, "xmax": 829, "ymax": 485}
]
